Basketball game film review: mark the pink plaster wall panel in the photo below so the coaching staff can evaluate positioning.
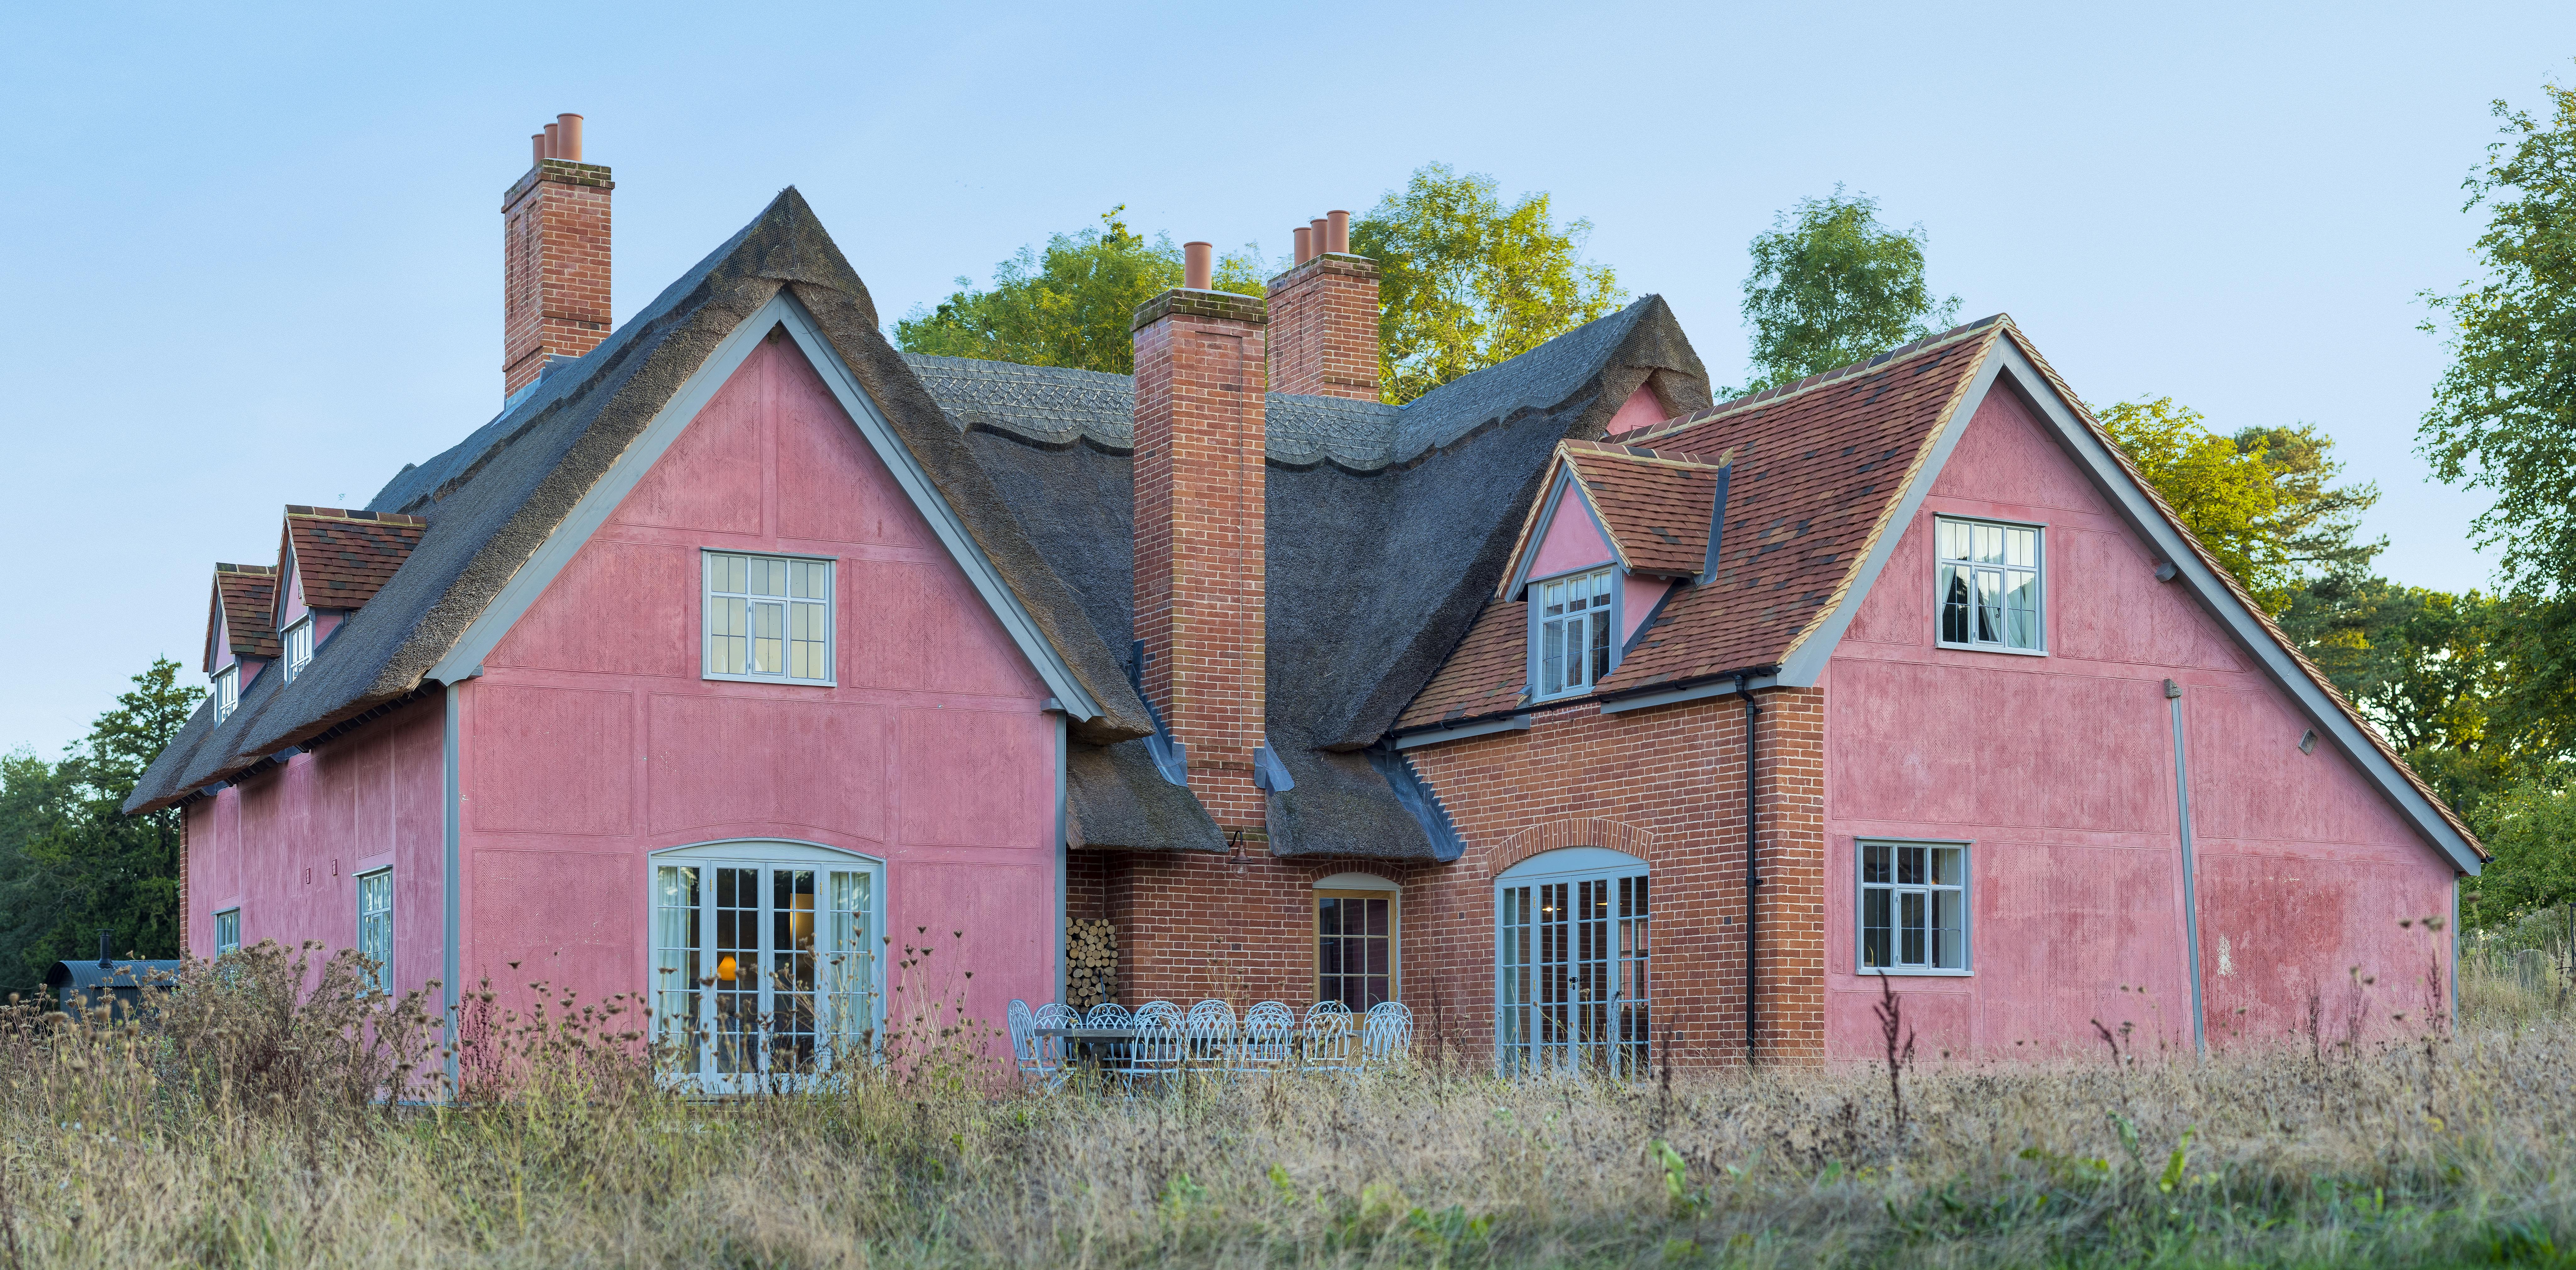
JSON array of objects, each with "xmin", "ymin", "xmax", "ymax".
[
  {"xmin": 1604, "ymin": 384, "xmax": 1668, "ymax": 437},
  {"xmin": 471, "ymin": 685, "xmax": 635, "ymax": 836},
  {"xmin": 1529, "ymin": 486, "xmax": 1613, "ymax": 580},
  {"xmin": 1829, "ymin": 657, "xmax": 2171, "ymax": 833},
  {"xmin": 645, "ymin": 694, "xmax": 891, "ymax": 843},
  {"xmin": 2196, "ymin": 851, "xmax": 2453, "ymax": 1048},
  {"xmin": 608, "ymin": 342, "xmax": 766, "ymax": 535},
  {"xmin": 2183, "ymin": 683, "xmax": 2418, "ymax": 848},
  {"xmin": 773, "ymin": 347, "xmax": 930, "ymax": 549},
  {"xmin": 1841, "ymin": 516, "xmax": 1932, "ymax": 647},
  {"xmin": 1828, "ymin": 987, "xmax": 1973, "ymax": 1059},
  {"xmin": 469, "ymin": 847, "xmax": 638, "ymax": 1008},
  {"xmin": 211, "ymin": 609, "xmax": 235, "ymax": 672},
  {"xmin": 486, "ymin": 539, "xmax": 694, "ymax": 678},
  {"xmin": 2043, "ymin": 524, "xmax": 2243, "ymax": 672},
  {"xmin": 887, "ymin": 860, "xmax": 1053, "ymax": 1056},
  {"xmin": 314, "ymin": 611, "xmax": 343, "ymax": 644},
  {"xmin": 280, "ymin": 554, "xmax": 308, "ymax": 628},
  {"xmin": 843, "ymin": 558, "xmax": 1046, "ymax": 699},
  {"xmin": 1621, "ymin": 575, "xmax": 1670, "ymax": 643},
  {"xmin": 896, "ymin": 707, "xmax": 1052, "ymax": 847},
  {"xmin": 1927, "ymin": 387, "xmax": 2111, "ymax": 516}
]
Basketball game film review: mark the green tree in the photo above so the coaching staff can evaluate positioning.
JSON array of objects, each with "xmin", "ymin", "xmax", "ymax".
[
  {"xmin": 2096, "ymin": 399, "xmax": 2384, "ymax": 615},
  {"xmin": 1736, "ymin": 189, "xmax": 1958, "ymax": 392},
  {"xmin": 894, "ymin": 207, "xmax": 1269, "ymax": 375},
  {"xmin": 1351, "ymin": 163, "xmax": 1627, "ymax": 403},
  {"xmin": 2419, "ymin": 77, "xmax": 2576, "ymax": 597},
  {"xmin": 2468, "ymin": 779, "xmax": 2576, "ymax": 923},
  {"xmin": 0, "ymin": 657, "xmax": 201, "ymax": 988}
]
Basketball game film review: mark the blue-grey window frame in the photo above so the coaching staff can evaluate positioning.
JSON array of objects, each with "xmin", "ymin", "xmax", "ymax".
[
  {"xmin": 1525, "ymin": 565, "xmax": 1624, "ymax": 703},
  {"xmin": 1931, "ymin": 514, "xmax": 2047, "ymax": 656},
  {"xmin": 700, "ymin": 549, "xmax": 839, "ymax": 687},
  {"xmin": 1855, "ymin": 837, "xmax": 1974, "ymax": 977}
]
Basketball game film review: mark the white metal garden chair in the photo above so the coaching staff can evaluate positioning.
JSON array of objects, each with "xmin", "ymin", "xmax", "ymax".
[
  {"xmin": 1185, "ymin": 999, "xmax": 1238, "ymax": 1070},
  {"xmin": 1237, "ymin": 1001, "xmax": 1297, "ymax": 1073},
  {"xmin": 1082, "ymin": 1001, "xmax": 1132, "ymax": 1029},
  {"xmin": 1007, "ymin": 999, "xmax": 1053, "ymax": 1085},
  {"xmin": 1031, "ymin": 1002, "xmax": 1078, "ymax": 1088},
  {"xmin": 1361, "ymin": 1001, "xmax": 1414, "ymax": 1069},
  {"xmin": 1122, "ymin": 1001, "xmax": 1186, "ymax": 1093},
  {"xmin": 1302, "ymin": 1000, "xmax": 1355, "ymax": 1071}
]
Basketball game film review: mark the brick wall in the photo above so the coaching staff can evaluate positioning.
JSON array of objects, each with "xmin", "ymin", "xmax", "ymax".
[
  {"xmin": 501, "ymin": 159, "xmax": 614, "ymax": 398},
  {"xmin": 1069, "ymin": 686, "xmax": 1828, "ymax": 1068},
  {"xmin": 1265, "ymin": 255, "xmax": 1381, "ymax": 400},
  {"xmin": 1129, "ymin": 290, "xmax": 1270, "ymax": 836}
]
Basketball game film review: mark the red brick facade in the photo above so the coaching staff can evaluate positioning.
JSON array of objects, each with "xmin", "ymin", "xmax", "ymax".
[
  {"xmin": 1069, "ymin": 684, "xmax": 1828, "ymax": 1067},
  {"xmin": 501, "ymin": 159, "xmax": 614, "ymax": 398},
  {"xmin": 1129, "ymin": 289, "xmax": 1272, "ymax": 836},
  {"xmin": 1265, "ymin": 254, "xmax": 1381, "ymax": 400}
]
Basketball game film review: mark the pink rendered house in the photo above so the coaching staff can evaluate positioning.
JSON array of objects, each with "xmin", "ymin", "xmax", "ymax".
[{"xmin": 131, "ymin": 122, "xmax": 2480, "ymax": 1084}]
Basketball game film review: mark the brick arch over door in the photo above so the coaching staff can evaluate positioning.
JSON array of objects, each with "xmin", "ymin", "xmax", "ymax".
[{"xmin": 1489, "ymin": 818, "xmax": 1658, "ymax": 878}]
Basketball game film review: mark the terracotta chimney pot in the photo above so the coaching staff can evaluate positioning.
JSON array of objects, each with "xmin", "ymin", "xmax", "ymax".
[
  {"xmin": 1326, "ymin": 210, "xmax": 1350, "ymax": 255},
  {"xmin": 1292, "ymin": 225, "xmax": 1312, "ymax": 265},
  {"xmin": 556, "ymin": 114, "xmax": 583, "ymax": 163},
  {"xmin": 542, "ymin": 122, "xmax": 560, "ymax": 159},
  {"xmin": 1310, "ymin": 218, "xmax": 1329, "ymax": 257},
  {"xmin": 1183, "ymin": 241, "xmax": 1213, "ymax": 291}
]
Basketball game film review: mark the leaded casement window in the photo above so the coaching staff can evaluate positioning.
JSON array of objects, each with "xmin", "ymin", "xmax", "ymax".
[
  {"xmin": 1496, "ymin": 847, "xmax": 1650, "ymax": 1077},
  {"xmin": 1859, "ymin": 840, "xmax": 1969, "ymax": 974},
  {"xmin": 213, "ymin": 908, "xmax": 241, "ymax": 957},
  {"xmin": 650, "ymin": 841, "xmax": 882, "ymax": 1092},
  {"xmin": 1532, "ymin": 568, "xmax": 1615, "ymax": 700},
  {"xmin": 283, "ymin": 618, "xmax": 314, "ymax": 682},
  {"xmin": 1936, "ymin": 517, "xmax": 2043, "ymax": 652},
  {"xmin": 704, "ymin": 553, "xmax": 834, "ymax": 684},
  {"xmin": 356, "ymin": 869, "xmax": 393, "ymax": 995},
  {"xmin": 1317, "ymin": 889, "xmax": 1396, "ymax": 1010},
  {"xmin": 212, "ymin": 665, "xmax": 239, "ymax": 724}
]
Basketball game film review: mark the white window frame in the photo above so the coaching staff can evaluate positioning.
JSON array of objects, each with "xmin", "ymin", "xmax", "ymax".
[
  {"xmin": 212, "ymin": 664, "xmax": 239, "ymax": 723},
  {"xmin": 648, "ymin": 840, "xmax": 884, "ymax": 1094},
  {"xmin": 356, "ymin": 868, "xmax": 393, "ymax": 995},
  {"xmin": 702, "ymin": 551, "xmax": 837, "ymax": 686},
  {"xmin": 1313, "ymin": 873, "xmax": 1400, "ymax": 1011},
  {"xmin": 1528, "ymin": 566, "xmax": 1619, "ymax": 702},
  {"xmin": 1934, "ymin": 515, "xmax": 2045, "ymax": 655},
  {"xmin": 1495, "ymin": 846, "xmax": 1651, "ymax": 1078},
  {"xmin": 1857, "ymin": 839, "xmax": 1972, "ymax": 976},
  {"xmin": 213, "ymin": 907, "xmax": 242, "ymax": 958},
  {"xmin": 283, "ymin": 617, "xmax": 314, "ymax": 681}
]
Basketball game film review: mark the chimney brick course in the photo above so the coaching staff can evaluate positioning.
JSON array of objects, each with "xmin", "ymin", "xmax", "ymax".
[
  {"xmin": 1267, "ymin": 253, "xmax": 1381, "ymax": 400},
  {"xmin": 501, "ymin": 156, "xmax": 613, "ymax": 399}
]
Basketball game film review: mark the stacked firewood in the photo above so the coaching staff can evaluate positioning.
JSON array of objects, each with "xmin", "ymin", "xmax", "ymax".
[{"xmin": 1068, "ymin": 919, "xmax": 1118, "ymax": 1010}]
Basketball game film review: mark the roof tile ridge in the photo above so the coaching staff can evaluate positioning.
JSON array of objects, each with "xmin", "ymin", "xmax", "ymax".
[
  {"xmin": 286, "ymin": 505, "xmax": 429, "ymax": 527},
  {"xmin": 1772, "ymin": 326, "xmax": 2006, "ymax": 667},
  {"xmin": 1566, "ymin": 440, "xmax": 1735, "ymax": 472},
  {"xmin": 215, "ymin": 562, "xmax": 277, "ymax": 574},
  {"xmin": 1993, "ymin": 326, "xmax": 2483, "ymax": 853},
  {"xmin": 1628, "ymin": 315, "xmax": 2010, "ymax": 444}
]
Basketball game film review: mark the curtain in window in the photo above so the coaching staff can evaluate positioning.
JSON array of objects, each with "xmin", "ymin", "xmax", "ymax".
[{"xmin": 653, "ymin": 865, "xmax": 702, "ymax": 1074}]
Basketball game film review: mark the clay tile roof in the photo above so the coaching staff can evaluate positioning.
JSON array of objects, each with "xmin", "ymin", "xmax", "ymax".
[
  {"xmin": 277, "ymin": 506, "xmax": 430, "ymax": 619},
  {"xmin": 1600, "ymin": 319, "xmax": 2003, "ymax": 693},
  {"xmin": 1396, "ymin": 600, "xmax": 1531, "ymax": 729},
  {"xmin": 206, "ymin": 563, "xmax": 281, "ymax": 671},
  {"xmin": 1558, "ymin": 441, "xmax": 1731, "ymax": 578}
]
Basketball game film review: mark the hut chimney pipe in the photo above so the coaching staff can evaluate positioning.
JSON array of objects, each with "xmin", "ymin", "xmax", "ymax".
[
  {"xmin": 97, "ymin": 929, "xmax": 113, "ymax": 968},
  {"xmin": 1183, "ymin": 241, "xmax": 1213, "ymax": 291},
  {"xmin": 556, "ymin": 114, "xmax": 584, "ymax": 162},
  {"xmin": 1326, "ymin": 210, "xmax": 1350, "ymax": 255}
]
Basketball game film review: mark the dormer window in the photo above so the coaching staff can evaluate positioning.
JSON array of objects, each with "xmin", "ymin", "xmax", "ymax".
[
  {"xmin": 1533, "ymin": 568, "xmax": 1614, "ymax": 699},
  {"xmin": 212, "ymin": 665, "xmax": 239, "ymax": 723},
  {"xmin": 284, "ymin": 617, "xmax": 314, "ymax": 681}
]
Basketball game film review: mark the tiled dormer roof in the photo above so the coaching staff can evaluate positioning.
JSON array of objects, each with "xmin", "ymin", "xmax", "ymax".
[
  {"xmin": 205, "ymin": 563, "xmax": 280, "ymax": 672},
  {"xmin": 277, "ymin": 506, "xmax": 428, "ymax": 620},
  {"xmin": 1499, "ymin": 441, "xmax": 1731, "ymax": 594}
]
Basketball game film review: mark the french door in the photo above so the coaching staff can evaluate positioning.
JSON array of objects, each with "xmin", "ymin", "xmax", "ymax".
[
  {"xmin": 651, "ymin": 844, "xmax": 881, "ymax": 1092},
  {"xmin": 1497, "ymin": 852, "xmax": 1650, "ymax": 1077}
]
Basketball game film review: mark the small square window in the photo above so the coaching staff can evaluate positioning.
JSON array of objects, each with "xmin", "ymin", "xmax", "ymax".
[
  {"xmin": 1859, "ymin": 841, "xmax": 1968, "ymax": 973},
  {"xmin": 356, "ymin": 870, "xmax": 393, "ymax": 995},
  {"xmin": 704, "ymin": 553, "xmax": 834, "ymax": 684},
  {"xmin": 1936, "ymin": 517, "xmax": 2042, "ymax": 653},
  {"xmin": 212, "ymin": 665, "xmax": 239, "ymax": 723},
  {"xmin": 284, "ymin": 618, "xmax": 314, "ymax": 681},
  {"xmin": 1531, "ymin": 568, "xmax": 1615, "ymax": 700},
  {"xmin": 213, "ymin": 908, "xmax": 242, "ymax": 958}
]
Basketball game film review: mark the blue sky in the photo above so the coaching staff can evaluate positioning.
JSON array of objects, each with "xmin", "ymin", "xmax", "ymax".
[{"xmin": 3, "ymin": 1, "xmax": 2571, "ymax": 757}]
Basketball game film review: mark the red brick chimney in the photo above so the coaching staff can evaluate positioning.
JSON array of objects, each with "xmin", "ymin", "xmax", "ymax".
[
  {"xmin": 501, "ymin": 113, "xmax": 612, "ymax": 399},
  {"xmin": 1131, "ymin": 246, "xmax": 1269, "ymax": 834},
  {"xmin": 1267, "ymin": 208, "xmax": 1380, "ymax": 400}
]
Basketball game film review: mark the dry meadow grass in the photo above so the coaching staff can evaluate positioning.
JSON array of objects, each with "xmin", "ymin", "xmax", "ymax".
[{"xmin": 3, "ymin": 941, "xmax": 2574, "ymax": 1268}]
